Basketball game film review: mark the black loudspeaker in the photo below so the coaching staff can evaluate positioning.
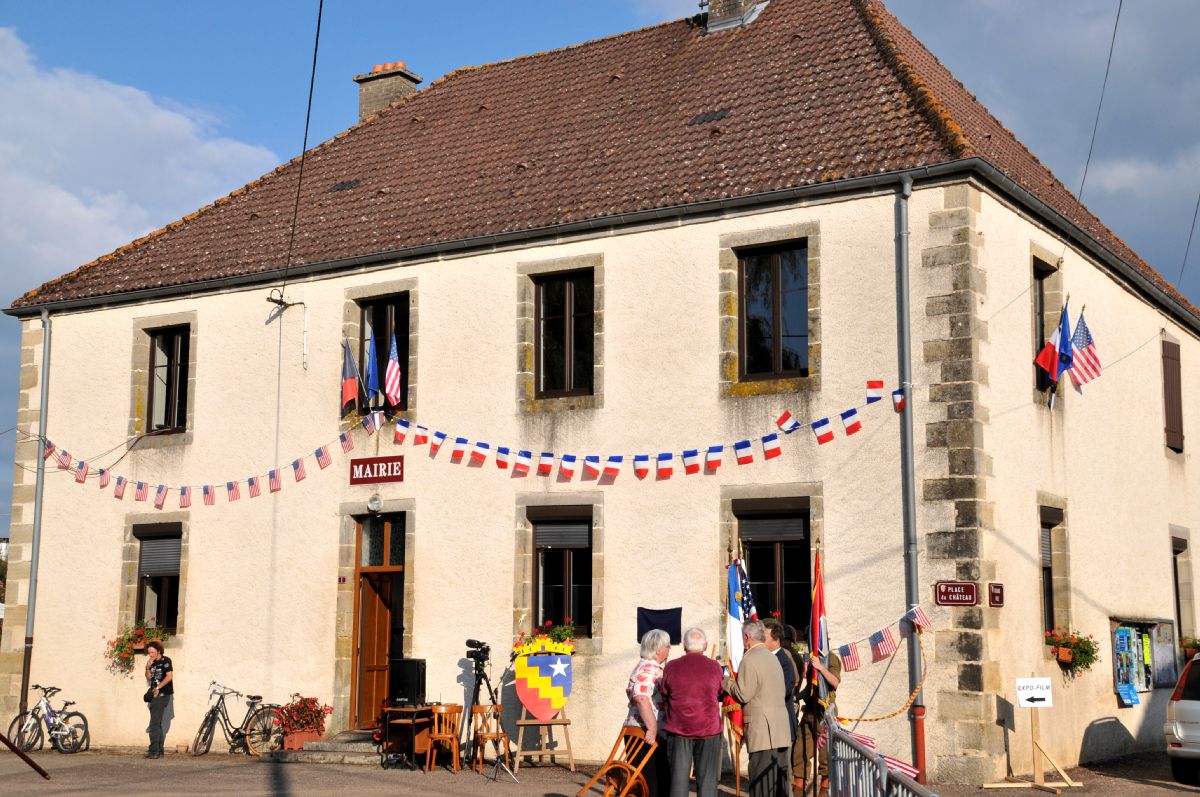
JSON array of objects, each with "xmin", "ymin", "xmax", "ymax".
[{"xmin": 391, "ymin": 658, "xmax": 426, "ymax": 706}]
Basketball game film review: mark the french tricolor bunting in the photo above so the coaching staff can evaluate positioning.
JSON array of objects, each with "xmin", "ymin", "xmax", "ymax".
[
  {"xmin": 761, "ymin": 433, "xmax": 781, "ymax": 459},
  {"xmin": 496, "ymin": 447, "xmax": 511, "ymax": 469},
  {"xmin": 584, "ymin": 456, "xmax": 601, "ymax": 478},
  {"xmin": 811, "ymin": 418, "xmax": 834, "ymax": 445},
  {"xmin": 560, "ymin": 454, "xmax": 578, "ymax": 478},
  {"xmin": 682, "ymin": 449, "xmax": 700, "ymax": 474},
  {"xmin": 840, "ymin": 408, "xmax": 861, "ymax": 435},
  {"xmin": 891, "ymin": 389, "xmax": 905, "ymax": 413},
  {"xmin": 393, "ymin": 418, "xmax": 409, "ymax": 444},
  {"xmin": 734, "ymin": 439, "xmax": 754, "ymax": 465},
  {"xmin": 777, "ymin": 410, "xmax": 801, "ymax": 433},
  {"xmin": 514, "ymin": 450, "xmax": 532, "ymax": 474},
  {"xmin": 430, "ymin": 431, "xmax": 447, "ymax": 455},
  {"xmin": 656, "ymin": 453, "xmax": 673, "ymax": 478},
  {"xmin": 633, "ymin": 455, "xmax": 650, "ymax": 479},
  {"xmin": 705, "ymin": 445, "xmax": 723, "ymax": 471},
  {"xmin": 537, "ymin": 452, "xmax": 554, "ymax": 475},
  {"xmin": 604, "ymin": 455, "xmax": 623, "ymax": 477},
  {"xmin": 866, "ymin": 380, "xmax": 884, "ymax": 404},
  {"xmin": 471, "ymin": 442, "xmax": 490, "ymax": 463}
]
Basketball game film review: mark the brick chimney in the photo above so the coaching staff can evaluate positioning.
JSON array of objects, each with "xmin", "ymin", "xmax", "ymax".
[
  {"xmin": 704, "ymin": 0, "xmax": 768, "ymax": 32},
  {"xmin": 352, "ymin": 61, "xmax": 423, "ymax": 122}
]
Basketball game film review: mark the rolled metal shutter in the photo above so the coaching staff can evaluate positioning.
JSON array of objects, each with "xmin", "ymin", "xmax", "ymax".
[
  {"xmin": 739, "ymin": 515, "xmax": 807, "ymax": 540},
  {"xmin": 534, "ymin": 521, "xmax": 590, "ymax": 548},
  {"xmin": 139, "ymin": 536, "xmax": 181, "ymax": 576}
]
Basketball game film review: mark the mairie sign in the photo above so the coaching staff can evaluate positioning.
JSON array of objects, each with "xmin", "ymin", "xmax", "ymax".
[{"xmin": 513, "ymin": 637, "xmax": 573, "ymax": 722}]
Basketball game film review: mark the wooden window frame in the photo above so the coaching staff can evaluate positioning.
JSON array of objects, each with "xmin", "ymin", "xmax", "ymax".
[
  {"xmin": 146, "ymin": 325, "xmax": 189, "ymax": 432},
  {"xmin": 1163, "ymin": 340, "xmax": 1185, "ymax": 452},
  {"xmin": 1039, "ymin": 506, "xmax": 1065, "ymax": 635},
  {"xmin": 133, "ymin": 523, "xmax": 182, "ymax": 633},
  {"xmin": 530, "ymin": 506, "xmax": 593, "ymax": 638},
  {"xmin": 357, "ymin": 293, "xmax": 411, "ymax": 414},
  {"xmin": 533, "ymin": 269, "xmax": 594, "ymax": 399},
  {"xmin": 737, "ymin": 241, "xmax": 809, "ymax": 381},
  {"xmin": 355, "ymin": 513, "xmax": 406, "ymax": 575},
  {"xmin": 1032, "ymin": 259, "xmax": 1056, "ymax": 393},
  {"xmin": 735, "ymin": 500, "xmax": 810, "ymax": 626}
]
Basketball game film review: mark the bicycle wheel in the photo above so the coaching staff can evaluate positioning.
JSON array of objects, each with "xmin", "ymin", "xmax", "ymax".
[
  {"xmin": 7, "ymin": 711, "xmax": 43, "ymax": 752},
  {"xmin": 244, "ymin": 705, "xmax": 283, "ymax": 756},
  {"xmin": 191, "ymin": 711, "xmax": 217, "ymax": 756},
  {"xmin": 53, "ymin": 712, "xmax": 89, "ymax": 754}
]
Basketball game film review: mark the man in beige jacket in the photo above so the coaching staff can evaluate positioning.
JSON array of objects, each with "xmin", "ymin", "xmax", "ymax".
[{"xmin": 722, "ymin": 620, "xmax": 790, "ymax": 797}]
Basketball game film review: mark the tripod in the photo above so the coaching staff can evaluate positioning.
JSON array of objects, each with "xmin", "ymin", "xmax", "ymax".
[{"xmin": 466, "ymin": 653, "xmax": 518, "ymax": 784}]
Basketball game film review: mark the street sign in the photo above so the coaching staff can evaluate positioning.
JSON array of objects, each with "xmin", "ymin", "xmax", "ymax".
[
  {"xmin": 349, "ymin": 455, "xmax": 405, "ymax": 485},
  {"xmin": 1016, "ymin": 677, "xmax": 1053, "ymax": 708},
  {"xmin": 934, "ymin": 580, "xmax": 978, "ymax": 606},
  {"xmin": 988, "ymin": 582, "xmax": 1005, "ymax": 607}
]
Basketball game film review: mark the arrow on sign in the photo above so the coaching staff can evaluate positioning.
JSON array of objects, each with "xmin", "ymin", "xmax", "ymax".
[{"xmin": 1024, "ymin": 696, "xmax": 1046, "ymax": 704}]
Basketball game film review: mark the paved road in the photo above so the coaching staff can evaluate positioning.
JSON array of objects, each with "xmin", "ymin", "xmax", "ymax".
[{"xmin": 1, "ymin": 748, "xmax": 1195, "ymax": 796}]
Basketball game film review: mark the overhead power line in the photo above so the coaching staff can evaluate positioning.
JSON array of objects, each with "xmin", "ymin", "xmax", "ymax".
[
  {"xmin": 1074, "ymin": 0, "xmax": 1124, "ymax": 204},
  {"xmin": 1177, "ymin": 188, "xmax": 1200, "ymax": 289}
]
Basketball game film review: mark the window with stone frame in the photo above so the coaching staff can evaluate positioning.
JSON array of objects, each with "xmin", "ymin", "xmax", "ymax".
[
  {"xmin": 736, "ymin": 499, "xmax": 810, "ymax": 630},
  {"xmin": 1039, "ymin": 506, "xmax": 1068, "ymax": 635},
  {"xmin": 134, "ymin": 523, "xmax": 182, "ymax": 632},
  {"xmin": 531, "ymin": 507, "xmax": 592, "ymax": 638},
  {"xmin": 534, "ymin": 270, "xmax": 594, "ymax": 398},
  {"xmin": 738, "ymin": 242, "xmax": 809, "ymax": 381},
  {"xmin": 357, "ymin": 293, "xmax": 410, "ymax": 414},
  {"xmin": 1032, "ymin": 257, "xmax": 1058, "ymax": 395},
  {"xmin": 147, "ymin": 326, "xmax": 189, "ymax": 432}
]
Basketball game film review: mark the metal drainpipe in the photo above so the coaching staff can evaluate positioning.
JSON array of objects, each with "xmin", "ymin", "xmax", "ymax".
[
  {"xmin": 19, "ymin": 309, "xmax": 51, "ymax": 719},
  {"xmin": 894, "ymin": 174, "xmax": 927, "ymax": 781}
]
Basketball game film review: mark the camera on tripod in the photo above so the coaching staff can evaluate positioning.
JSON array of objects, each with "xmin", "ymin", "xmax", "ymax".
[{"xmin": 466, "ymin": 638, "xmax": 490, "ymax": 665}]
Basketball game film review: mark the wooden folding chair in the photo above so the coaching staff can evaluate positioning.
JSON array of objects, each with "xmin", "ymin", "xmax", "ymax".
[
  {"xmin": 576, "ymin": 726, "xmax": 658, "ymax": 797},
  {"xmin": 425, "ymin": 704, "xmax": 463, "ymax": 772},
  {"xmin": 470, "ymin": 703, "xmax": 510, "ymax": 773}
]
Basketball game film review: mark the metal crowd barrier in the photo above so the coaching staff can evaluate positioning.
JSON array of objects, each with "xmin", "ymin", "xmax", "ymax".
[{"xmin": 828, "ymin": 724, "xmax": 939, "ymax": 797}]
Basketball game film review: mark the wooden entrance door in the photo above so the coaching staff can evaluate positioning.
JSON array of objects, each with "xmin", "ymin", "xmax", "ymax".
[{"xmin": 351, "ymin": 513, "xmax": 406, "ymax": 728}]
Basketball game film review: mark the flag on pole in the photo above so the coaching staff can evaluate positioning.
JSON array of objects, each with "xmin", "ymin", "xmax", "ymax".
[
  {"xmin": 135, "ymin": 481, "xmax": 148, "ymax": 501},
  {"xmin": 866, "ymin": 380, "xmax": 884, "ymax": 404},
  {"xmin": 268, "ymin": 469, "xmax": 282, "ymax": 493},
  {"xmin": 203, "ymin": 484, "xmax": 216, "ymax": 506},
  {"xmin": 734, "ymin": 440, "xmax": 754, "ymax": 465},
  {"xmin": 227, "ymin": 481, "xmax": 241, "ymax": 501},
  {"xmin": 514, "ymin": 450, "xmax": 532, "ymax": 474},
  {"xmin": 908, "ymin": 605, "xmax": 933, "ymax": 631},
  {"xmin": 838, "ymin": 642, "xmax": 861, "ymax": 672},
  {"xmin": 74, "ymin": 461, "xmax": 89, "ymax": 483},
  {"xmin": 869, "ymin": 628, "xmax": 898, "ymax": 660},
  {"xmin": 560, "ymin": 454, "xmax": 578, "ymax": 478},
  {"xmin": 705, "ymin": 445, "xmax": 723, "ymax": 470},
  {"xmin": 633, "ymin": 455, "xmax": 650, "ymax": 478},
  {"xmin": 413, "ymin": 425, "xmax": 429, "ymax": 445},
  {"xmin": 810, "ymin": 551, "xmax": 829, "ymax": 671},
  {"xmin": 584, "ymin": 456, "xmax": 601, "ymax": 478},
  {"xmin": 840, "ymin": 408, "xmax": 862, "ymax": 436},
  {"xmin": 656, "ymin": 452, "xmax": 673, "ymax": 478},
  {"xmin": 292, "ymin": 458, "xmax": 307, "ymax": 482},
  {"xmin": 727, "ymin": 559, "xmax": 758, "ymax": 671},
  {"xmin": 384, "ymin": 335, "xmax": 403, "ymax": 406},
  {"xmin": 315, "ymin": 446, "xmax": 332, "ymax": 469},
  {"xmin": 811, "ymin": 418, "xmax": 834, "ymax": 445},
  {"xmin": 761, "ymin": 433, "xmax": 781, "ymax": 459},
  {"xmin": 891, "ymin": 389, "xmax": 906, "ymax": 413},
  {"xmin": 114, "ymin": 476, "xmax": 127, "ymax": 499},
  {"xmin": 604, "ymin": 455, "xmax": 623, "ymax": 477},
  {"xmin": 341, "ymin": 341, "xmax": 360, "ymax": 414},
  {"xmin": 496, "ymin": 447, "xmax": 511, "ymax": 469},
  {"xmin": 471, "ymin": 442, "xmax": 490, "ymax": 463},
  {"xmin": 451, "ymin": 437, "xmax": 469, "ymax": 460},
  {"xmin": 365, "ymin": 333, "xmax": 381, "ymax": 403},
  {"xmin": 1069, "ymin": 311, "xmax": 1102, "ymax": 387},
  {"xmin": 537, "ymin": 452, "xmax": 555, "ymax": 475},
  {"xmin": 248, "ymin": 476, "xmax": 262, "ymax": 498},
  {"xmin": 1035, "ymin": 302, "xmax": 1073, "ymax": 386},
  {"xmin": 339, "ymin": 432, "xmax": 355, "ymax": 453},
  {"xmin": 777, "ymin": 410, "xmax": 801, "ymax": 433},
  {"xmin": 179, "ymin": 486, "xmax": 191, "ymax": 509},
  {"xmin": 154, "ymin": 484, "xmax": 167, "ymax": 509},
  {"xmin": 682, "ymin": 449, "xmax": 700, "ymax": 474},
  {"xmin": 393, "ymin": 418, "xmax": 410, "ymax": 444},
  {"xmin": 98, "ymin": 468, "xmax": 111, "ymax": 489}
]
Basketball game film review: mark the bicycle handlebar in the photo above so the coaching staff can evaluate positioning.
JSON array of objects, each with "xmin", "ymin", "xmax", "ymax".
[
  {"xmin": 208, "ymin": 681, "xmax": 243, "ymax": 697},
  {"xmin": 29, "ymin": 684, "xmax": 60, "ymax": 697}
]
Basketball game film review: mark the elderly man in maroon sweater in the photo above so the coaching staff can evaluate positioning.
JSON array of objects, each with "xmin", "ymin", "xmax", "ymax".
[{"xmin": 660, "ymin": 626, "xmax": 724, "ymax": 797}]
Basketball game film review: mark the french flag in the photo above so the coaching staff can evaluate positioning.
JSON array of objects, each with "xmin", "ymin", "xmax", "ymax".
[
  {"xmin": 315, "ymin": 446, "xmax": 332, "ymax": 469},
  {"xmin": 430, "ymin": 431, "xmax": 448, "ymax": 454},
  {"xmin": 248, "ymin": 476, "xmax": 261, "ymax": 498},
  {"xmin": 584, "ymin": 456, "xmax": 601, "ymax": 478},
  {"xmin": 840, "ymin": 408, "xmax": 862, "ymax": 435},
  {"xmin": 339, "ymin": 432, "xmax": 355, "ymax": 453},
  {"xmin": 496, "ymin": 447, "xmax": 511, "ymax": 469},
  {"xmin": 761, "ymin": 433, "xmax": 781, "ymax": 459},
  {"xmin": 682, "ymin": 449, "xmax": 700, "ymax": 474},
  {"xmin": 604, "ymin": 455, "xmax": 623, "ymax": 477},
  {"xmin": 537, "ymin": 452, "xmax": 555, "ymax": 476},
  {"xmin": 451, "ymin": 437, "xmax": 469, "ymax": 460},
  {"xmin": 269, "ymin": 469, "xmax": 282, "ymax": 493},
  {"xmin": 705, "ymin": 445, "xmax": 723, "ymax": 471},
  {"xmin": 776, "ymin": 410, "xmax": 801, "ymax": 433},
  {"xmin": 394, "ymin": 418, "xmax": 410, "ymax": 444},
  {"xmin": 734, "ymin": 440, "xmax": 754, "ymax": 465},
  {"xmin": 114, "ymin": 476, "xmax": 127, "ymax": 500},
  {"xmin": 98, "ymin": 468, "xmax": 111, "ymax": 489},
  {"xmin": 560, "ymin": 454, "xmax": 578, "ymax": 478},
  {"xmin": 866, "ymin": 380, "xmax": 884, "ymax": 404},
  {"xmin": 154, "ymin": 485, "xmax": 167, "ymax": 510},
  {"xmin": 812, "ymin": 418, "xmax": 834, "ymax": 445},
  {"xmin": 74, "ymin": 461, "xmax": 89, "ymax": 483},
  {"xmin": 471, "ymin": 442, "xmax": 490, "ymax": 463},
  {"xmin": 293, "ymin": 458, "xmax": 307, "ymax": 482},
  {"xmin": 633, "ymin": 455, "xmax": 650, "ymax": 479},
  {"xmin": 514, "ymin": 450, "xmax": 532, "ymax": 474},
  {"xmin": 227, "ymin": 481, "xmax": 241, "ymax": 502},
  {"xmin": 203, "ymin": 484, "xmax": 216, "ymax": 506},
  {"xmin": 413, "ymin": 425, "xmax": 429, "ymax": 445},
  {"xmin": 656, "ymin": 453, "xmax": 673, "ymax": 478},
  {"xmin": 892, "ymin": 389, "xmax": 906, "ymax": 413},
  {"xmin": 178, "ymin": 486, "xmax": 191, "ymax": 509}
]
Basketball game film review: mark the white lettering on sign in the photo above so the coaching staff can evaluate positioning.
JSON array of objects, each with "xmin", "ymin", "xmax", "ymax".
[
  {"xmin": 350, "ymin": 461, "xmax": 403, "ymax": 480},
  {"xmin": 1015, "ymin": 677, "xmax": 1053, "ymax": 708}
]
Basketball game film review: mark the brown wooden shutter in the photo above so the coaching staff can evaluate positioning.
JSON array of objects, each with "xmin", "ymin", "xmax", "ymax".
[{"xmin": 1163, "ymin": 340, "xmax": 1184, "ymax": 452}]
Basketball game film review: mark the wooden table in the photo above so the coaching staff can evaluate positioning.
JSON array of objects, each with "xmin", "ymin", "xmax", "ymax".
[{"xmin": 381, "ymin": 705, "xmax": 433, "ymax": 770}]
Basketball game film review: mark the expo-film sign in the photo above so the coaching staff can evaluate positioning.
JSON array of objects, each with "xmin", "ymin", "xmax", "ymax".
[
  {"xmin": 934, "ymin": 580, "xmax": 978, "ymax": 606},
  {"xmin": 349, "ymin": 455, "xmax": 405, "ymax": 485}
]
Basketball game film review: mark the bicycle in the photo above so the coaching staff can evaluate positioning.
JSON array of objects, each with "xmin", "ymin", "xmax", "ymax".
[
  {"xmin": 6, "ymin": 684, "xmax": 89, "ymax": 754},
  {"xmin": 191, "ymin": 681, "xmax": 282, "ymax": 756}
]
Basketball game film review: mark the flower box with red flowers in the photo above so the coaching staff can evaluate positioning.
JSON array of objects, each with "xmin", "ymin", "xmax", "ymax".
[
  {"xmin": 103, "ymin": 619, "xmax": 171, "ymax": 677},
  {"xmin": 275, "ymin": 693, "xmax": 333, "ymax": 747},
  {"xmin": 1044, "ymin": 628, "xmax": 1100, "ymax": 676}
]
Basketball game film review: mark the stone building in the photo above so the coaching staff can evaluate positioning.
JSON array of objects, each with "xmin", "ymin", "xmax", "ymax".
[{"xmin": 2, "ymin": 0, "xmax": 1197, "ymax": 781}]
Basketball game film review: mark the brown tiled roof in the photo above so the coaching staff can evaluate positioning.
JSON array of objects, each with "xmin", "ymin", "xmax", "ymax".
[{"xmin": 13, "ymin": 0, "xmax": 1195, "ymax": 319}]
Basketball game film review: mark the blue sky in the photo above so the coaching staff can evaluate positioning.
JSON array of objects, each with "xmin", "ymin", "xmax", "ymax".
[{"xmin": 1, "ymin": 0, "xmax": 1198, "ymax": 537}]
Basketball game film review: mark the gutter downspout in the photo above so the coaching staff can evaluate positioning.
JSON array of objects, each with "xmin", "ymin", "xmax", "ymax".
[
  {"xmin": 19, "ymin": 309, "xmax": 51, "ymax": 721},
  {"xmin": 894, "ymin": 175, "xmax": 927, "ymax": 781}
]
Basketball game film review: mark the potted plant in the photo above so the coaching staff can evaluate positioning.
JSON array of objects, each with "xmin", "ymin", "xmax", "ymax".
[
  {"xmin": 103, "ymin": 618, "xmax": 171, "ymax": 677},
  {"xmin": 275, "ymin": 694, "xmax": 333, "ymax": 750},
  {"xmin": 512, "ymin": 618, "xmax": 576, "ymax": 654},
  {"xmin": 1183, "ymin": 636, "xmax": 1200, "ymax": 660},
  {"xmin": 1045, "ymin": 628, "xmax": 1100, "ymax": 677}
]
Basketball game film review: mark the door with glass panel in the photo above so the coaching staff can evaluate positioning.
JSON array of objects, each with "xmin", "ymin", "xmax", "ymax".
[{"xmin": 352, "ymin": 513, "xmax": 405, "ymax": 728}]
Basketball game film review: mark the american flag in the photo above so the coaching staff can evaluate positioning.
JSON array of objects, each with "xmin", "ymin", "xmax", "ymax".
[
  {"xmin": 1069, "ymin": 312, "xmax": 1102, "ymax": 386},
  {"xmin": 393, "ymin": 418, "xmax": 409, "ymax": 445},
  {"xmin": 847, "ymin": 730, "xmax": 876, "ymax": 749},
  {"xmin": 838, "ymin": 642, "xmax": 862, "ymax": 672},
  {"xmin": 179, "ymin": 486, "xmax": 191, "ymax": 509},
  {"xmin": 135, "ymin": 481, "xmax": 148, "ymax": 501},
  {"xmin": 98, "ymin": 468, "xmax": 111, "ymax": 489},
  {"xmin": 384, "ymin": 335, "xmax": 403, "ymax": 407},
  {"xmin": 293, "ymin": 458, "xmax": 307, "ymax": 482},
  {"xmin": 269, "ymin": 469, "xmax": 282, "ymax": 492},
  {"xmin": 361, "ymin": 412, "xmax": 378, "ymax": 435},
  {"xmin": 114, "ymin": 476, "xmax": 127, "ymax": 499},
  {"xmin": 248, "ymin": 476, "xmax": 261, "ymax": 498},
  {"xmin": 870, "ymin": 628, "xmax": 898, "ymax": 661},
  {"xmin": 74, "ymin": 461, "xmax": 89, "ymax": 483},
  {"xmin": 908, "ymin": 605, "xmax": 933, "ymax": 631},
  {"xmin": 153, "ymin": 485, "xmax": 167, "ymax": 509},
  {"xmin": 315, "ymin": 446, "xmax": 332, "ymax": 469},
  {"xmin": 882, "ymin": 755, "xmax": 920, "ymax": 780},
  {"xmin": 43, "ymin": 439, "xmax": 56, "ymax": 459},
  {"xmin": 339, "ymin": 432, "xmax": 355, "ymax": 453},
  {"xmin": 227, "ymin": 481, "xmax": 241, "ymax": 501},
  {"xmin": 203, "ymin": 485, "xmax": 215, "ymax": 506},
  {"xmin": 56, "ymin": 449, "xmax": 72, "ymax": 469}
]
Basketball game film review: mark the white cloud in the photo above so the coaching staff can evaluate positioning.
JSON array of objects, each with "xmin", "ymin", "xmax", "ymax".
[{"xmin": 0, "ymin": 27, "xmax": 278, "ymax": 305}]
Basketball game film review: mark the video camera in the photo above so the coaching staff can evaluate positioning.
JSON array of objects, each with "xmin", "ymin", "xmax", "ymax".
[{"xmin": 466, "ymin": 638, "xmax": 490, "ymax": 665}]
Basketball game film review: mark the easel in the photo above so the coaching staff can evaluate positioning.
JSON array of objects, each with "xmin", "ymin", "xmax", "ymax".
[
  {"xmin": 513, "ymin": 705, "xmax": 575, "ymax": 774},
  {"xmin": 984, "ymin": 702, "xmax": 1081, "ymax": 794}
]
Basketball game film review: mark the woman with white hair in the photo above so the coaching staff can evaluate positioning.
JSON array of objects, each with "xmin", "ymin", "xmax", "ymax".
[{"xmin": 625, "ymin": 628, "xmax": 672, "ymax": 795}]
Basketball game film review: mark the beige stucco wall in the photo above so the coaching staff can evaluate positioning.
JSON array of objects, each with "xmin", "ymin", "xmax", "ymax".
[{"xmin": 2, "ymin": 179, "xmax": 1196, "ymax": 780}]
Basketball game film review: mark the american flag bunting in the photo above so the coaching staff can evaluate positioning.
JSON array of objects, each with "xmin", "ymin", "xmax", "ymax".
[
  {"xmin": 227, "ymin": 481, "xmax": 241, "ymax": 501},
  {"xmin": 361, "ymin": 412, "xmax": 378, "ymax": 435},
  {"xmin": 292, "ymin": 458, "xmax": 307, "ymax": 482},
  {"xmin": 869, "ymin": 628, "xmax": 898, "ymax": 660},
  {"xmin": 315, "ymin": 446, "xmax": 332, "ymax": 469},
  {"xmin": 135, "ymin": 481, "xmax": 148, "ymax": 501},
  {"xmin": 268, "ymin": 469, "xmax": 282, "ymax": 492},
  {"xmin": 74, "ymin": 461, "xmax": 89, "ymax": 483},
  {"xmin": 838, "ymin": 642, "xmax": 862, "ymax": 672},
  {"xmin": 248, "ymin": 476, "xmax": 261, "ymax": 498},
  {"xmin": 114, "ymin": 476, "xmax": 127, "ymax": 499},
  {"xmin": 339, "ymin": 432, "xmax": 355, "ymax": 453},
  {"xmin": 56, "ymin": 449, "xmax": 72, "ymax": 469},
  {"xmin": 908, "ymin": 605, "xmax": 933, "ymax": 631},
  {"xmin": 882, "ymin": 756, "xmax": 920, "ymax": 780},
  {"xmin": 98, "ymin": 468, "xmax": 111, "ymax": 489},
  {"xmin": 179, "ymin": 486, "xmax": 191, "ymax": 509},
  {"xmin": 154, "ymin": 484, "xmax": 167, "ymax": 509},
  {"xmin": 42, "ymin": 439, "xmax": 55, "ymax": 459},
  {"xmin": 203, "ymin": 485, "xmax": 215, "ymax": 506}
]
